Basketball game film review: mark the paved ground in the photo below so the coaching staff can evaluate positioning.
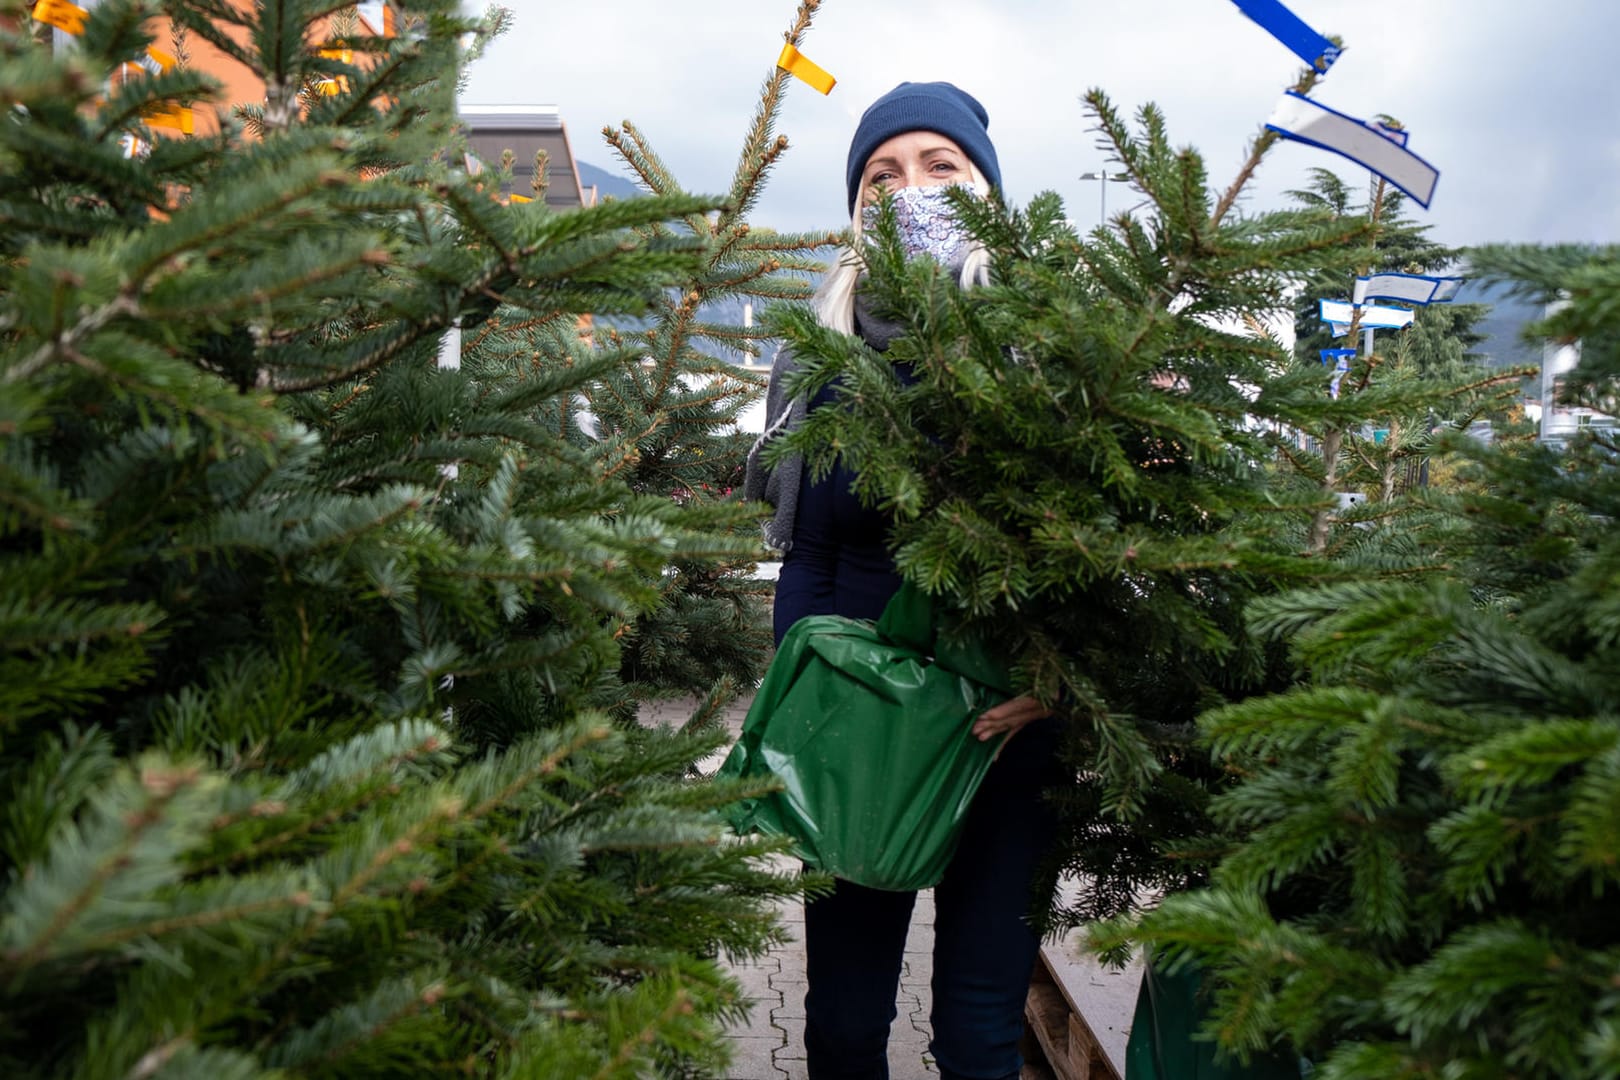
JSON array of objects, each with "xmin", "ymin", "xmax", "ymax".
[
  {"xmin": 720, "ymin": 891, "xmax": 944, "ymax": 1080},
  {"xmin": 640, "ymin": 692, "xmax": 944, "ymax": 1079},
  {"xmin": 639, "ymin": 690, "xmax": 1140, "ymax": 1080}
]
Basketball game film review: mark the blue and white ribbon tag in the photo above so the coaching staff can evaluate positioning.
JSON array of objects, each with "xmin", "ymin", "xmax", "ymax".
[
  {"xmin": 1353, "ymin": 272, "xmax": 1464, "ymax": 306},
  {"xmin": 1267, "ymin": 92, "xmax": 1440, "ymax": 208},
  {"xmin": 1329, "ymin": 322, "xmax": 1351, "ymax": 338},
  {"xmin": 1368, "ymin": 120, "xmax": 1408, "ymax": 147},
  {"xmin": 1320, "ymin": 298, "xmax": 1415, "ymax": 330},
  {"xmin": 1320, "ymin": 349, "xmax": 1355, "ymax": 398},
  {"xmin": 1231, "ymin": 0, "xmax": 1341, "ymax": 72}
]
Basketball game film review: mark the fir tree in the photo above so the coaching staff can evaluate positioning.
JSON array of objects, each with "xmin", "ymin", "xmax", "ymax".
[
  {"xmin": 1279, "ymin": 169, "xmax": 1508, "ymax": 555},
  {"xmin": 1099, "ymin": 244, "xmax": 1620, "ymax": 1077},
  {"xmin": 0, "ymin": 2, "xmax": 803, "ymax": 1075},
  {"xmin": 765, "ymin": 79, "xmax": 1379, "ymax": 926},
  {"xmin": 1288, "ymin": 166, "xmax": 1485, "ymax": 386},
  {"xmin": 582, "ymin": 0, "xmax": 839, "ymax": 710}
]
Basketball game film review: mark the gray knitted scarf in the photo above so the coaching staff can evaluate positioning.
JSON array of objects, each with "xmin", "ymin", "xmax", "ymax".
[{"xmin": 744, "ymin": 260, "xmax": 958, "ymax": 552}]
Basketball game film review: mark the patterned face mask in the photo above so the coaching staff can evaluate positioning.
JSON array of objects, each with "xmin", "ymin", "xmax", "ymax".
[{"xmin": 860, "ymin": 183, "xmax": 972, "ymax": 267}]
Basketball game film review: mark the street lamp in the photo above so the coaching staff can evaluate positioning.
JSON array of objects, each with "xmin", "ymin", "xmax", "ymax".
[{"xmin": 1077, "ymin": 171, "xmax": 1132, "ymax": 226}]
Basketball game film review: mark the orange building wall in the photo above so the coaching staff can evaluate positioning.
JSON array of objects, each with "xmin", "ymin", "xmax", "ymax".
[{"xmin": 125, "ymin": 1, "xmax": 397, "ymax": 138}]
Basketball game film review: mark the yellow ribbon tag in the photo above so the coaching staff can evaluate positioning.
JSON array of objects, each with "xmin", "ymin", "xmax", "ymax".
[
  {"xmin": 509, "ymin": 193, "xmax": 533, "ymax": 204},
  {"xmin": 32, "ymin": 0, "xmax": 88, "ymax": 34},
  {"xmin": 776, "ymin": 42, "xmax": 835, "ymax": 95},
  {"xmin": 144, "ymin": 105, "xmax": 194, "ymax": 134},
  {"xmin": 316, "ymin": 48, "xmax": 353, "ymax": 96}
]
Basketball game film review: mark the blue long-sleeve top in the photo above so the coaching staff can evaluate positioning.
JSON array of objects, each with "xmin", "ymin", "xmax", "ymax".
[{"xmin": 767, "ymin": 334, "xmax": 917, "ymax": 646}]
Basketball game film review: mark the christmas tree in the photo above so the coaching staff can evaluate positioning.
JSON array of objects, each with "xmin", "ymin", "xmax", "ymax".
[
  {"xmin": 583, "ymin": 0, "xmax": 840, "ymax": 711},
  {"xmin": 1103, "ymin": 243, "xmax": 1620, "ymax": 1077},
  {"xmin": 1278, "ymin": 168, "xmax": 1512, "ymax": 556},
  {"xmin": 0, "ymin": 1, "xmax": 801, "ymax": 1075},
  {"xmin": 759, "ymin": 42, "xmax": 1532, "ymax": 954},
  {"xmin": 763, "ymin": 79, "xmax": 1385, "ymax": 926}
]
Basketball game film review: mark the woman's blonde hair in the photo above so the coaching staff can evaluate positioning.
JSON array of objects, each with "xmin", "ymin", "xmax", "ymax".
[{"xmin": 812, "ymin": 162, "xmax": 993, "ymax": 335}]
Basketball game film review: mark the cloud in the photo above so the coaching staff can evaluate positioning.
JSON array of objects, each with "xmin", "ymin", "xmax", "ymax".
[{"xmin": 461, "ymin": 0, "xmax": 1620, "ymax": 246}]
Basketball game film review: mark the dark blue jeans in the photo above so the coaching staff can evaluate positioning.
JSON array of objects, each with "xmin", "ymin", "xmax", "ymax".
[
  {"xmin": 777, "ymin": 461, "xmax": 1064, "ymax": 1079},
  {"xmin": 802, "ymin": 717, "xmax": 1063, "ymax": 1080}
]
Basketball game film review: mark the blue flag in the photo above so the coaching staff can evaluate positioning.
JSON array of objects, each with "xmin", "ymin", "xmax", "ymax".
[{"xmin": 1231, "ymin": 0, "xmax": 1341, "ymax": 72}]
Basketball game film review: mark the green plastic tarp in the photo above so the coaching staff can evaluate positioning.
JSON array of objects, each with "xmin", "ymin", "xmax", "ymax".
[{"xmin": 717, "ymin": 582, "xmax": 1013, "ymax": 891}]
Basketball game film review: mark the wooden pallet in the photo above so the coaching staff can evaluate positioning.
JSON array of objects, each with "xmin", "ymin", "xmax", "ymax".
[{"xmin": 1022, "ymin": 944, "xmax": 1139, "ymax": 1080}]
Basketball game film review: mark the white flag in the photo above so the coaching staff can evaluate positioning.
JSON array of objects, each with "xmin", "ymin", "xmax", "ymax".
[
  {"xmin": 1430, "ymin": 277, "xmax": 1463, "ymax": 302},
  {"xmin": 1354, "ymin": 273, "xmax": 1465, "ymax": 306},
  {"xmin": 1267, "ymin": 92, "xmax": 1439, "ymax": 208},
  {"xmin": 1355, "ymin": 273, "xmax": 1434, "ymax": 305},
  {"xmin": 1320, "ymin": 299, "xmax": 1414, "ymax": 330}
]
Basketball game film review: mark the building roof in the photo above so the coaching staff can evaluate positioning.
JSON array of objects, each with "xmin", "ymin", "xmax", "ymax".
[{"xmin": 458, "ymin": 104, "xmax": 589, "ymax": 210}]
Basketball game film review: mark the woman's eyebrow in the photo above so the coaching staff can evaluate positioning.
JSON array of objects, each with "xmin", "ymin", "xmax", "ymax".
[{"xmin": 863, "ymin": 155, "xmax": 901, "ymax": 174}]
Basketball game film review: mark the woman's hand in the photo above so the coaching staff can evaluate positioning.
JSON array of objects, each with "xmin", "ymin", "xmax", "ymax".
[{"xmin": 971, "ymin": 694, "xmax": 1052, "ymax": 742}]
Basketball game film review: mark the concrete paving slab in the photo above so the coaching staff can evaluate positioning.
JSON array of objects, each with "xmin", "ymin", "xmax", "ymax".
[
  {"xmin": 642, "ymin": 691, "xmax": 1141, "ymax": 1080},
  {"xmin": 723, "ymin": 1036, "xmax": 787, "ymax": 1080},
  {"xmin": 773, "ymin": 1058, "xmax": 809, "ymax": 1080}
]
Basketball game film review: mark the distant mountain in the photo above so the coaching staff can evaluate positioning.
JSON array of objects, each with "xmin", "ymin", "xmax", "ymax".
[
  {"xmin": 576, "ymin": 161, "xmax": 643, "ymax": 202},
  {"xmin": 1456, "ymin": 280, "xmax": 1542, "ymax": 372}
]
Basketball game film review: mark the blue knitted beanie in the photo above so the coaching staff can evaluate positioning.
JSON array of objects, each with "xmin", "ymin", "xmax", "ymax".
[{"xmin": 845, "ymin": 82, "xmax": 1001, "ymax": 214}]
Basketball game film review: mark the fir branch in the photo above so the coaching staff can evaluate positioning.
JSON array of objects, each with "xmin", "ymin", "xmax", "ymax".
[
  {"xmin": 1208, "ymin": 63, "xmax": 1325, "ymax": 231},
  {"xmin": 2, "ymin": 759, "xmax": 208, "ymax": 967},
  {"xmin": 587, "ymin": 985, "xmax": 693, "ymax": 1080},
  {"xmin": 463, "ymin": 722, "xmax": 615, "ymax": 822},
  {"xmin": 68, "ymin": 891, "xmax": 312, "ymax": 953},
  {"xmin": 601, "ymin": 121, "xmax": 701, "ymax": 243},
  {"xmin": 160, "ymin": 0, "xmax": 262, "ymax": 75},
  {"xmin": 4, "ymin": 293, "xmax": 138, "ymax": 386},
  {"xmin": 717, "ymin": 0, "xmax": 821, "ymax": 230}
]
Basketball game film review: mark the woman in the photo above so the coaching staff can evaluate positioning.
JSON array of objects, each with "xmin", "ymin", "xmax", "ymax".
[{"xmin": 744, "ymin": 81, "xmax": 1066, "ymax": 1080}]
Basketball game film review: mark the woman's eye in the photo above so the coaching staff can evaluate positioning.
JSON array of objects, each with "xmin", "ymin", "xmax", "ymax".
[{"xmin": 931, "ymin": 161, "xmax": 959, "ymax": 173}]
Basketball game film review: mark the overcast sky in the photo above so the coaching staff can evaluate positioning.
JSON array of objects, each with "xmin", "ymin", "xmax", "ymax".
[{"xmin": 459, "ymin": 1, "xmax": 1619, "ymax": 251}]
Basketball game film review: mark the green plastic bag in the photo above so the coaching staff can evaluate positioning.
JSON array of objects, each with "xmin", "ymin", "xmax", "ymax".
[
  {"xmin": 1125, "ymin": 955, "xmax": 1305, "ymax": 1080},
  {"xmin": 717, "ymin": 582, "xmax": 1013, "ymax": 891}
]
